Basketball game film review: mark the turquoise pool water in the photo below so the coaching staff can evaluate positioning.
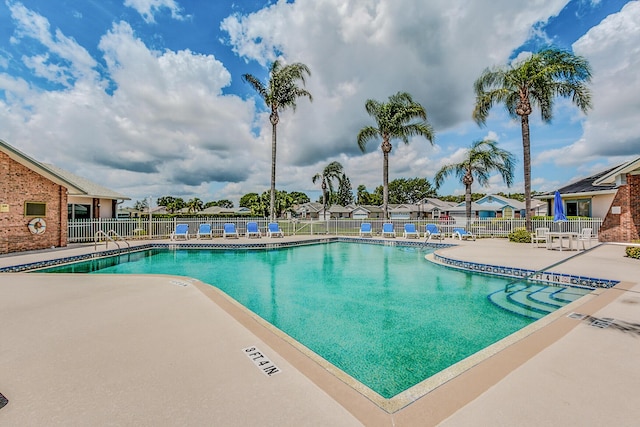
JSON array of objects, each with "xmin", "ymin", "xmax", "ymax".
[{"xmin": 39, "ymin": 242, "xmax": 589, "ymax": 398}]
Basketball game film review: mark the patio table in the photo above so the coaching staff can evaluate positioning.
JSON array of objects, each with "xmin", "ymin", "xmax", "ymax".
[{"xmin": 546, "ymin": 231, "xmax": 578, "ymax": 251}]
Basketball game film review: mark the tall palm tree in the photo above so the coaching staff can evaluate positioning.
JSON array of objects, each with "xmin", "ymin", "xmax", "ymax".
[
  {"xmin": 312, "ymin": 161, "xmax": 344, "ymax": 220},
  {"xmin": 357, "ymin": 92, "xmax": 435, "ymax": 219},
  {"xmin": 434, "ymin": 139, "xmax": 515, "ymax": 222},
  {"xmin": 473, "ymin": 47, "xmax": 592, "ymax": 231},
  {"xmin": 242, "ymin": 60, "xmax": 312, "ymax": 221}
]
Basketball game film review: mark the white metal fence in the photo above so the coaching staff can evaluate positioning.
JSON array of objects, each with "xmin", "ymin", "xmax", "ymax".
[{"xmin": 68, "ymin": 217, "xmax": 604, "ymax": 243}]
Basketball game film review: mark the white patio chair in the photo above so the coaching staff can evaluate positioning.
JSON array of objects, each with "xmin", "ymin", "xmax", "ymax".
[
  {"xmin": 531, "ymin": 227, "xmax": 549, "ymax": 248},
  {"xmin": 578, "ymin": 228, "xmax": 595, "ymax": 250}
]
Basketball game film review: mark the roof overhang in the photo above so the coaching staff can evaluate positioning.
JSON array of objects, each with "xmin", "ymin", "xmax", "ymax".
[
  {"xmin": 1, "ymin": 139, "xmax": 85, "ymax": 194},
  {"xmin": 593, "ymin": 157, "xmax": 640, "ymax": 186},
  {"xmin": 536, "ymin": 189, "xmax": 618, "ymax": 199}
]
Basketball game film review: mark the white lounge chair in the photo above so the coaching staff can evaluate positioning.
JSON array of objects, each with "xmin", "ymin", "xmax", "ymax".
[
  {"xmin": 246, "ymin": 222, "xmax": 261, "ymax": 238},
  {"xmin": 425, "ymin": 224, "xmax": 443, "ymax": 241},
  {"xmin": 402, "ymin": 223, "xmax": 419, "ymax": 239},
  {"xmin": 359, "ymin": 223, "xmax": 372, "ymax": 237},
  {"xmin": 382, "ymin": 223, "xmax": 396, "ymax": 238},
  {"xmin": 452, "ymin": 227, "xmax": 475, "ymax": 241},
  {"xmin": 196, "ymin": 223, "xmax": 212, "ymax": 239},
  {"xmin": 171, "ymin": 223, "xmax": 189, "ymax": 240},
  {"xmin": 267, "ymin": 222, "xmax": 284, "ymax": 237},
  {"xmin": 223, "ymin": 223, "xmax": 239, "ymax": 239}
]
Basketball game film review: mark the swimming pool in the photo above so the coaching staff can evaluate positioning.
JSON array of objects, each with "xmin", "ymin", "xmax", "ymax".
[{"xmin": 39, "ymin": 242, "xmax": 590, "ymax": 398}]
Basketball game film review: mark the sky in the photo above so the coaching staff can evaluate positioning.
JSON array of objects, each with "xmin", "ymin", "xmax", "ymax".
[{"xmin": 1, "ymin": 0, "xmax": 638, "ymax": 208}]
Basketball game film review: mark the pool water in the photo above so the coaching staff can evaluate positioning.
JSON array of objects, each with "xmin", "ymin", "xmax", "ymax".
[{"xmin": 39, "ymin": 242, "xmax": 589, "ymax": 398}]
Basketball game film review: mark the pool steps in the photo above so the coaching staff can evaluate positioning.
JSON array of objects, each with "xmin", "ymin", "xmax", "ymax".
[{"xmin": 488, "ymin": 284, "xmax": 589, "ymax": 320}]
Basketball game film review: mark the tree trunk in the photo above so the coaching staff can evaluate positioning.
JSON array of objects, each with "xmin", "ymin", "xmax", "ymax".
[
  {"xmin": 521, "ymin": 114, "xmax": 532, "ymax": 232},
  {"xmin": 381, "ymin": 137, "xmax": 392, "ymax": 220},
  {"xmin": 463, "ymin": 171, "xmax": 473, "ymax": 225},
  {"xmin": 270, "ymin": 113, "xmax": 278, "ymax": 222},
  {"xmin": 322, "ymin": 181, "xmax": 327, "ymax": 221}
]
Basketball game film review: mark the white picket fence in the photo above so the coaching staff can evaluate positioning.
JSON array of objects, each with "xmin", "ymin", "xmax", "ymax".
[{"xmin": 68, "ymin": 217, "xmax": 604, "ymax": 243}]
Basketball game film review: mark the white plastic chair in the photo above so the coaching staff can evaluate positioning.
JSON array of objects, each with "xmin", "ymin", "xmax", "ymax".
[
  {"xmin": 578, "ymin": 228, "xmax": 594, "ymax": 250},
  {"xmin": 531, "ymin": 227, "xmax": 549, "ymax": 248}
]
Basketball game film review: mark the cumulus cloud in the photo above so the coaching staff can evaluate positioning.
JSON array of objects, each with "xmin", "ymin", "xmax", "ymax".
[
  {"xmin": 7, "ymin": 0, "xmax": 98, "ymax": 86},
  {"xmin": 0, "ymin": 7, "xmax": 261, "ymax": 202},
  {"xmin": 4, "ymin": 0, "xmax": 634, "ymax": 204},
  {"xmin": 537, "ymin": 1, "xmax": 640, "ymax": 166},
  {"xmin": 221, "ymin": 0, "xmax": 568, "ymax": 192},
  {"xmin": 124, "ymin": 0, "xmax": 187, "ymax": 23}
]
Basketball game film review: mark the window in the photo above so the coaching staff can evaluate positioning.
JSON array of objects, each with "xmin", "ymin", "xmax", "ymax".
[
  {"xmin": 502, "ymin": 207, "xmax": 514, "ymax": 218},
  {"xmin": 25, "ymin": 202, "xmax": 46, "ymax": 216},
  {"xmin": 565, "ymin": 199, "xmax": 591, "ymax": 217},
  {"xmin": 68, "ymin": 203, "xmax": 91, "ymax": 220}
]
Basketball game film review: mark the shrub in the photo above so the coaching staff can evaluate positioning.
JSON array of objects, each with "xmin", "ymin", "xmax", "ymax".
[
  {"xmin": 508, "ymin": 227, "xmax": 531, "ymax": 243},
  {"xmin": 626, "ymin": 240, "xmax": 640, "ymax": 259}
]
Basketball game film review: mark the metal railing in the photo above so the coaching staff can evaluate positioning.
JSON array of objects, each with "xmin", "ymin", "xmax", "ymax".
[
  {"xmin": 69, "ymin": 217, "xmax": 604, "ymax": 243},
  {"xmin": 93, "ymin": 229, "xmax": 131, "ymax": 251}
]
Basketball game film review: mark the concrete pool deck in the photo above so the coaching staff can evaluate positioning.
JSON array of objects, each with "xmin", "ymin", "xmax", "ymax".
[{"xmin": 1, "ymin": 236, "xmax": 639, "ymax": 426}]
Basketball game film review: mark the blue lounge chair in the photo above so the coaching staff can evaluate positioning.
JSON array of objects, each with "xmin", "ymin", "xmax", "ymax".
[
  {"xmin": 246, "ymin": 222, "xmax": 261, "ymax": 238},
  {"xmin": 171, "ymin": 223, "xmax": 189, "ymax": 240},
  {"xmin": 196, "ymin": 223, "xmax": 212, "ymax": 239},
  {"xmin": 223, "ymin": 223, "xmax": 239, "ymax": 239},
  {"xmin": 382, "ymin": 223, "xmax": 396, "ymax": 238},
  {"xmin": 425, "ymin": 224, "xmax": 443, "ymax": 241},
  {"xmin": 267, "ymin": 222, "xmax": 284, "ymax": 238},
  {"xmin": 403, "ymin": 223, "xmax": 419, "ymax": 239},
  {"xmin": 453, "ymin": 227, "xmax": 475, "ymax": 241},
  {"xmin": 359, "ymin": 222, "xmax": 372, "ymax": 237}
]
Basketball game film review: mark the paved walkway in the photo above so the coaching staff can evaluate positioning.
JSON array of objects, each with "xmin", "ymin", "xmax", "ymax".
[{"xmin": 0, "ymin": 236, "xmax": 638, "ymax": 426}]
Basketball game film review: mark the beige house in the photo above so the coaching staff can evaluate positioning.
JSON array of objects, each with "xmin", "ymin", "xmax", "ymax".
[{"xmin": 537, "ymin": 165, "xmax": 619, "ymax": 219}]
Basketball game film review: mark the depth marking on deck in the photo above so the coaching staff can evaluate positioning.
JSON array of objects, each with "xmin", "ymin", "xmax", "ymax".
[{"xmin": 243, "ymin": 346, "xmax": 281, "ymax": 377}]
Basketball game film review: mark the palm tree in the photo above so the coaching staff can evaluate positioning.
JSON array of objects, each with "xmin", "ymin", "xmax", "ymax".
[
  {"xmin": 242, "ymin": 60, "xmax": 312, "ymax": 221},
  {"xmin": 357, "ymin": 92, "xmax": 435, "ymax": 219},
  {"xmin": 434, "ymin": 139, "xmax": 515, "ymax": 222},
  {"xmin": 312, "ymin": 161, "xmax": 344, "ymax": 220},
  {"xmin": 186, "ymin": 197, "xmax": 203, "ymax": 214},
  {"xmin": 473, "ymin": 47, "xmax": 592, "ymax": 231}
]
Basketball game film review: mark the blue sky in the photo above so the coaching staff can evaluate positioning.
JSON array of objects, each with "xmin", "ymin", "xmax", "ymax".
[{"xmin": 1, "ymin": 0, "xmax": 638, "ymax": 207}]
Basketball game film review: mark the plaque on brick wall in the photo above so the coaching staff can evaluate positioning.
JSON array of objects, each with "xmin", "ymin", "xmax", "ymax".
[
  {"xmin": 0, "ymin": 204, "xmax": 8, "ymax": 212},
  {"xmin": 611, "ymin": 206, "xmax": 621, "ymax": 214}
]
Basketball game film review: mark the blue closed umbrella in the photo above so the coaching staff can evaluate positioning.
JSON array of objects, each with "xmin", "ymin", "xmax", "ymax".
[
  {"xmin": 553, "ymin": 191, "xmax": 567, "ymax": 231},
  {"xmin": 553, "ymin": 191, "xmax": 567, "ymax": 222}
]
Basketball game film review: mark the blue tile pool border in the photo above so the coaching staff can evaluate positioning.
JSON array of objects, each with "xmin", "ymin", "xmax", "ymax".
[{"xmin": 432, "ymin": 253, "xmax": 618, "ymax": 289}]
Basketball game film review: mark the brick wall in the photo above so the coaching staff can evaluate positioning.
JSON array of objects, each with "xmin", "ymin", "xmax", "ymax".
[
  {"xmin": 599, "ymin": 174, "xmax": 640, "ymax": 242},
  {"xmin": 0, "ymin": 151, "xmax": 68, "ymax": 254}
]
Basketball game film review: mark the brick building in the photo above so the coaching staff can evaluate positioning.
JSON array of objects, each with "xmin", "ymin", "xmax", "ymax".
[
  {"xmin": 0, "ymin": 139, "xmax": 129, "ymax": 254},
  {"xmin": 593, "ymin": 157, "xmax": 640, "ymax": 242}
]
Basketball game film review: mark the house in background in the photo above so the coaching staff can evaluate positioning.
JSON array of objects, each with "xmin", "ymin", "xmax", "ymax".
[
  {"xmin": 449, "ymin": 194, "xmax": 546, "ymax": 219},
  {"xmin": 198, "ymin": 205, "xmax": 251, "ymax": 216},
  {"xmin": 537, "ymin": 165, "xmax": 619, "ymax": 219},
  {"xmin": 540, "ymin": 157, "xmax": 640, "ymax": 242},
  {"xmin": 417, "ymin": 198, "xmax": 457, "ymax": 219},
  {"xmin": 0, "ymin": 139, "xmax": 129, "ymax": 254}
]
